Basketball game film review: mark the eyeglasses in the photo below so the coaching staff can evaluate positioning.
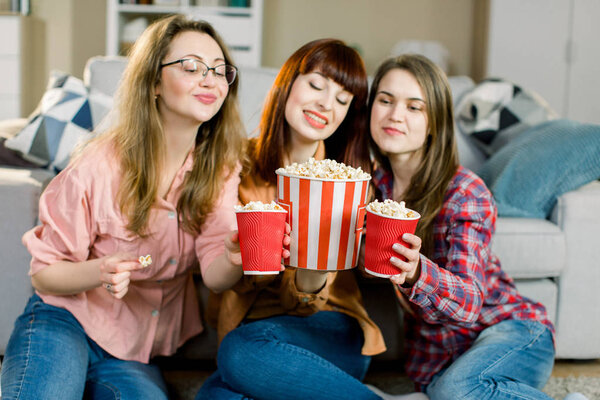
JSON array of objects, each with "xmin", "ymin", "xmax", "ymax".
[{"xmin": 160, "ymin": 58, "xmax": 237, "ymax": 85}]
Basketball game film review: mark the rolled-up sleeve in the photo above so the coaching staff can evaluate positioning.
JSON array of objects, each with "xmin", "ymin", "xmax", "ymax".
[
  {"xmin": 24, "ymin": 168, "xmax": 94, "ymax": 275},
  {"xmin": 196, "ymin": 164, "xmax": 241, "ymax": 273}
]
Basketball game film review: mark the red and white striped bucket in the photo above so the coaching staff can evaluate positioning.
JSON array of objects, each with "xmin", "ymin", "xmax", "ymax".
[{"xmin": 276, "ymin": 171, "xmax": 371, "ymax": 271}]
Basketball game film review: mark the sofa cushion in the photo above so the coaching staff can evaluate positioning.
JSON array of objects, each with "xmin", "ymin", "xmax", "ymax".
[
  {"xmin": 492, "ymin": 217, "xmax": 565, "ymax": 279},
  {"xmin": 237, "ymin": 66, "xmax": 278, "ymax": 136},
  {"xmin": 514, "ymin": 278, "xmax": 557, "ymax": 325},
  {"xmin": 0, "ymin": 166, "xmax": 54, "ymax": 354},
  {"xmin": 478, "ymin": 119, "xmax": 600, "ymax": 219},
  {"xmin": 455, "ymin": 78, "xmax": 557, "ymax": 157},
  {"xmin": 4, "ymin": 71, "xmax": 112, "ymax": 172},
  {"xmin": 83, "ymin": 56, "xmax": 128, "ymax": 97}
]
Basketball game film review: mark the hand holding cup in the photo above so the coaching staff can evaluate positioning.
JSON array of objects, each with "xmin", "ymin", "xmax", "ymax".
[
  {"xmin": 388, "ymin": 233, "xmax": 422, "ymax": 287},
  {"xmin": 235, "ymin": 201, "xmax": 289, "ymax": 275},
  {"xmin": 364, "ymin": 200, "xmax": 421, "ymax": 279}
]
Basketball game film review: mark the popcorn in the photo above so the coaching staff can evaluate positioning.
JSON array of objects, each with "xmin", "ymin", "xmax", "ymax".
[
  {"xmin": 367, "ymin": 199, "xmax": 418, "ymax": 218},
  {"xmin": 235, "ymin": 201, "xmax": 285, "ymax": 211},
  {"xmin": 276, "ymin": 158, "xmax": 371, "ymax": 180},
  {"xmin": 139, "ymin": 254, "xmax": 152, "ymax": 267}
]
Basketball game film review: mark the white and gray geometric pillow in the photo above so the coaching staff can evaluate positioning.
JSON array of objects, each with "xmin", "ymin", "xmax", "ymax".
[
  {"xmin": 5, "ymin": 71, "xmax": 113, "ymax": 172},
  {"xmin": 455, "ymin": 78, "xmax": 558, "ymax": 157}
]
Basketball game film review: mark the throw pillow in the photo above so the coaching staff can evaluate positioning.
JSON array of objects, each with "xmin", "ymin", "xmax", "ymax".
[
  {"xmin": 4, "ymin": 71, "xmax": 113, "ymax": 172},
  {"xmin": 478, "ymin": 119, "xmax": 600, "ymax": 219},
  {"xmin": 456, "ymin": 78, "xmax": 557, "ymax": 157}
]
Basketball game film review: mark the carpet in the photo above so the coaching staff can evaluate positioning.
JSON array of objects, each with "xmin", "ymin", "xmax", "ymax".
[
  {"xmin": 163, "ymin": 369, "xmax": 600, "ymax": 400},
  {"xmin": 2, "ymin": 361, "xmax": 598, "ymax": 399}
]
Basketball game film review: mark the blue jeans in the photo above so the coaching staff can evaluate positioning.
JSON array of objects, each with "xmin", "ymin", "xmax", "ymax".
[
  {"xmin": 1, "ymin": 294, "xmax": 169, "ymax": 400},
  {"xmin": 426, "ymin": 319, "xmax": 555, "ymax": 400},
  {"xmin": 196, "ymin": 311, "xmax": 379, "ymax": 400}
]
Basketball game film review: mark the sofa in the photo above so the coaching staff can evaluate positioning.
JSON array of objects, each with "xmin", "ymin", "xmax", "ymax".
[{"xmin": 1, "ymin": 56, "xmax": 599, "ymax": 365}]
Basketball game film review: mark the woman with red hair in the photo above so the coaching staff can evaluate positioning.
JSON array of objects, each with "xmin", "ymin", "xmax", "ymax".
[{"xmin": 197, "ymin": 39, "xmax": 385, "ymax": 400}]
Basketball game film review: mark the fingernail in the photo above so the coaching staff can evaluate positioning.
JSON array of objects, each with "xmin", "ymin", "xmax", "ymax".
[
  {"xmin": 392, "ymin": 243, "xmax": 401, "ymax": 251},
  {"xmin": 390, "ymin": 256, "xmax": 400, "ymax": 263}
]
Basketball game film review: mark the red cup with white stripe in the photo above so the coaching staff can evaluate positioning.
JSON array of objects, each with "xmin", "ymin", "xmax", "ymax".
[
  {"xmin": 236, "ymin": 209, "xmax": 288, "ymax": 275},
  {"xmin": 364, "ymin": 207, "xmax": 420, "ymax": 278},
  {"xmin": 275, "ymin": 171, "xmax": 371, "ymax": 271}
]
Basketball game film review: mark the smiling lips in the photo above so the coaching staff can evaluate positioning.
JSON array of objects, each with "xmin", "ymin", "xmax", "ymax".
[
  {"xmin": 195, "ymin": 93, "xmax": 217, "ymax": 104},
  {"xmin": 303, "ymin": 110, "xmax": 328, "ymax": 129},
  {"xmin": 383, "ymin": 126, "xmax": 405, "ymax": 136}
]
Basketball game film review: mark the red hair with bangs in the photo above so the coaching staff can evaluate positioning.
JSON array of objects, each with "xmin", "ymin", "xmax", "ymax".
[{"xmin": 251, "ymin": 38, "xmax": 370, "ymax": 183}]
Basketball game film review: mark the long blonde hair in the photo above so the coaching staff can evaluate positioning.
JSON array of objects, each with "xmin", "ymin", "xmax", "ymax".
[
  {"xmin": 369, "ymin": 55, "xmax": 459, "ymax": 256},
  {"xmin": 92, "ymin": 15, "xmax": 245, "ymax": 236}
]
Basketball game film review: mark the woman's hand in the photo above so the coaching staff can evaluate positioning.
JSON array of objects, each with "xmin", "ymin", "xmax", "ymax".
[
  {"xmin": 389, "ymin": 233, "xmax": 422, "ymax": 287},
  {"xmin": 226, "ymin": 222, "xmax": 291, "ymax": 272},
  {"xmin": 224, "ymin": 231, "xmax": 243, "ymax": 268},
  {"xmin": 203, "ymin": 223, "xmax": 291, "ymax": 293},
  {"xmin": 99, "ymin": 253, "xmax": 144, "ymax": 299},
  {"xmin": 282, "ymin": 222, "xmax": 291, "ymax": 269}
]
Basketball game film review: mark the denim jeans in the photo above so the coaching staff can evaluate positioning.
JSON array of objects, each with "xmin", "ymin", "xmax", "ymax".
[
  {"xmin": 1, "ymin": 294, "xmax": 169, "ymax": 400},
  {"xmin": 196, "ymin": 311, "xmax": 379, "ymax": 400},
  {"xmin": 426, "ymin": 319, "xmax": 555, "ymax": 400}
]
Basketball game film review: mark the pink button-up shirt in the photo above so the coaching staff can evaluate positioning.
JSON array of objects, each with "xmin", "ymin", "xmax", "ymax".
[{"xmin": 23, "ymin": 141, "xmax": 240, "ymax": 363}]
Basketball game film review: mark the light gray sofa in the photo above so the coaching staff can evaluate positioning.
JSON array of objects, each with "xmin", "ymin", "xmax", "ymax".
[{"xmin": 1, "ymin": 56, "xmax": 599, "ymax": 362}]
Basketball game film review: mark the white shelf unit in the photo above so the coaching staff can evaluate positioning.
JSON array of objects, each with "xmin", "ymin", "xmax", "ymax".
[
  {"xmin": 106, "ymin": 0, "xmax": 263, "ymax": 67},
  {"xmin": 0, "ymin": 14, "xmax": 34, "ymax": 119}
]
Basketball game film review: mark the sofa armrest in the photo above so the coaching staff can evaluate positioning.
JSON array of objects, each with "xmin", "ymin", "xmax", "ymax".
[
  {"xmin": 550, "ymin": 180, "xmax": 600, "ymax": 358},
  {"xmin": 0, "ymin": 167, "xmax": 54, "ymax": 355},
  {"xmin": 0, "ymin": 118, "xmax": 28, "ymax": 140}
]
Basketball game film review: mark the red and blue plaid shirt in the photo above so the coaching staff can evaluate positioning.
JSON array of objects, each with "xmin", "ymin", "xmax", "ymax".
[{"xmin": 372, "ymin": 165, "xmax": 554, "ymax": 388}]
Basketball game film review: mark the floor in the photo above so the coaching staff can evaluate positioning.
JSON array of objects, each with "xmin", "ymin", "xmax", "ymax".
[
  {"xmin": 158, "ymin": 358, "xmax": 600, "ymax": 399},
  {"xmin": 2, "ymin": 358, "xmax": 599, "ymax": 399},
  {"xmin": 552, "ymin": 359, "xmax": 600, "ymax": 378}
]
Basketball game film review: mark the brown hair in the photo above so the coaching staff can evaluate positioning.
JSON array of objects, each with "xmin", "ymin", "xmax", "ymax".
[
  {"xmin": 251, "ymin": 38, "xmax": 370, "ymax": 183},
  {"xmin": 91, "ymin": 14, "xmax": 245, "ymax": 235},
  {"xmin": 368, "ymin": 54, "xmax": 459, "ymax": 256}
]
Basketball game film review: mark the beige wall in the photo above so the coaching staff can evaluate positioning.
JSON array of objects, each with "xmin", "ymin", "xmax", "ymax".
[
  {"xmin": 262, "ymin": 0, "xmax": 477, "ymax": 76},
  {"xmin": 25, "ymin": 0, "xmax": 106, "ymax": 115},
  {"xmin": 22, "ymin": 0, "xmax": 483, "ymax": 115}
]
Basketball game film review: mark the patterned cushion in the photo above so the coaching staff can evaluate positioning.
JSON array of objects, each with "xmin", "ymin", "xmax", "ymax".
[
  {"xmin": 5, "ymin": 71, "xmax": 113, "ymax": 172},
  {"xmin": 455, "ymin": 78, "xmax": 557, "ymax": 157}
]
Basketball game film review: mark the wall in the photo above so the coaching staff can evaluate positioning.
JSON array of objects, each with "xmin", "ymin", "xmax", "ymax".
[
  {"xmin": 262, "ymin": 0, "xmax": 476, "ymax": 76},
  {"xmin": 22, "ymin": 0, "xmax": 481, "ymax": 115},
  {"xmin": 25, "ymin": 0, "xmax": 106, "ymax": 116}
]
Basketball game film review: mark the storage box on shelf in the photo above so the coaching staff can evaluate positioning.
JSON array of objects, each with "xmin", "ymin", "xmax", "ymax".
[{"xmin": 105, "ymin": 0, "xmax": 263, "ymax": 67}]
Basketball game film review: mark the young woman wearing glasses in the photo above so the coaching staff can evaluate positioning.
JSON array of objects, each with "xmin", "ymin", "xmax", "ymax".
[
  {"xmin": 196, "ymin": 39, "xmax": 386, "ymax": 400},
  {"xmin": 1, "ymin": 14, "xmax": 245, "ymax": 399}
]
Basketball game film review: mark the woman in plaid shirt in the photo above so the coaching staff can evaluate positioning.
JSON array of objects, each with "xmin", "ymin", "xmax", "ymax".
[{"xmin": 366, "ymin": 54, "xmax": 555, "ymax": 399}]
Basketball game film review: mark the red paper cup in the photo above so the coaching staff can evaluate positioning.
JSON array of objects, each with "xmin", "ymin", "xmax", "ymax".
[
  {"xmin": 275, "ymin": 172, "xmax": 371, "ymax": 271},
  {"xmin": 236, "ymin": 209, "xmax": 287, "ymax": 275},
  {"xmin": 364, "ymin": 208, "xmax": 420, "ymax": 278}
]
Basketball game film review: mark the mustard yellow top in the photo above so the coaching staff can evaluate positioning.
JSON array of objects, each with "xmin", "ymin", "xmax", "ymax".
[{"xmin": 208, "ymin": 140, "xmax": 386, "ymax": 356}]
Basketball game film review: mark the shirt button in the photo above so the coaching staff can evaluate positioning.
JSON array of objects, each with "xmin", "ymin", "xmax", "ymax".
[
  {"xmin": 151, "ymin": 310, "xmax": 159, "ymax": 317},
  {"xmin": 168, "ymin": 211, "xmax": 176, "ymax": 219},
  {"xmin": 157, "ymin": 280, "xmax": 163, "ymax": 284},
  {"xmin": 301, "ymin": 297, "xmax": 309, "ymax": 303},
  {"xmin": 169, "ymin": 258, "xmax": 177, "ymax": 265}
]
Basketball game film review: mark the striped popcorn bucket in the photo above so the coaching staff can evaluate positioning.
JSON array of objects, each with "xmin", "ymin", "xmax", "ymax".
[{"xmin": 276, "ymin": 171, "xmax": 371, "ymax": 271}]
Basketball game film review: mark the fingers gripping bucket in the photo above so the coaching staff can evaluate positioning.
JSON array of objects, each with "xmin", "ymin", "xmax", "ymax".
[{"xmin": 276, "ymin": 171, "xmax": 371, "ymax": 271}]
